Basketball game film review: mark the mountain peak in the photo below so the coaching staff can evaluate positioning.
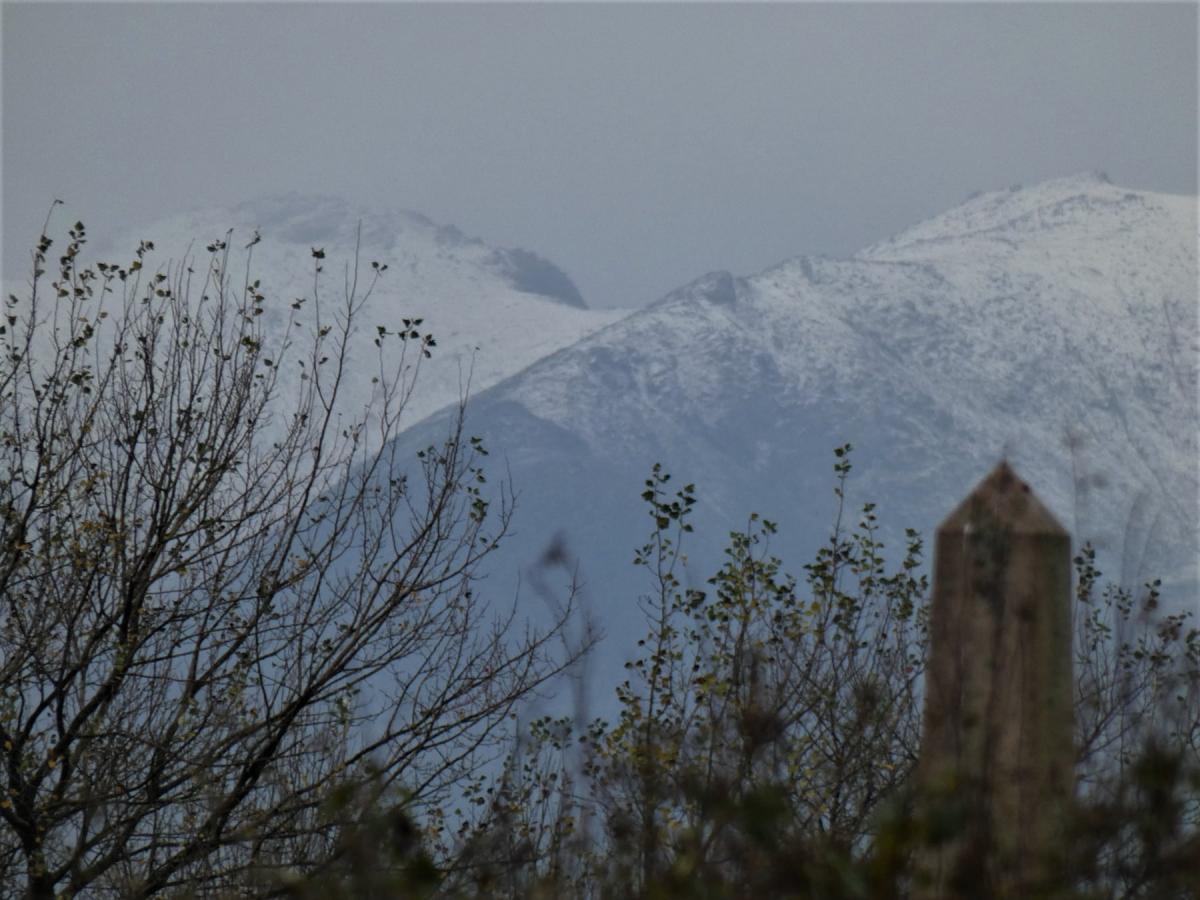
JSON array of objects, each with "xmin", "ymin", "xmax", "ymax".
[
  {"xmin": 858, "ymin": 173, "xmax": 1188, "ymax": 263},
  {"xmin": 112, "ymin": 193, "xmax": 590, "ymax": 311}
]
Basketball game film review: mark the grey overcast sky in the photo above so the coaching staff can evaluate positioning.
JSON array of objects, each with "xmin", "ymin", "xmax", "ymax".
[{"xmin": 2, "ymin": 2, "xmax": 1196, "ymax": 308}]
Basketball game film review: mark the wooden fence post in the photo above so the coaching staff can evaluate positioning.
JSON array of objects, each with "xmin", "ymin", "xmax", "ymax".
[{"xmin": 915, "ymin": 462, "xmax": 1074, "ymax": 898}]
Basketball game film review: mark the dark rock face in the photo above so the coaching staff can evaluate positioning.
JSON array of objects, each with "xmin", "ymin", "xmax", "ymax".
[{"xmin": 489, "ymin": 247, "xmax": 588, "ymax": 309}]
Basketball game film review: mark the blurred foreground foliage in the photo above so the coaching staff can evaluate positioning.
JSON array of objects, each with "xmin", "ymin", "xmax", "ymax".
[{"xmin": 0, "ymin": 217, "xmax": 583, "ymax": 898}]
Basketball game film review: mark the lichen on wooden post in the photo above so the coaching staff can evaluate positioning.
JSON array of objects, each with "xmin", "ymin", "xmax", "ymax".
[{"xmin": 915, "ymin": 462, "xmax": 1074, "ymax": 898}]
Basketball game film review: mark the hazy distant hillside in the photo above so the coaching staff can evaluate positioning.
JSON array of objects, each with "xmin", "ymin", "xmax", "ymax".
[{"xmin": 94, "ymin": 194, "xmax": 627, "ymax": 429}]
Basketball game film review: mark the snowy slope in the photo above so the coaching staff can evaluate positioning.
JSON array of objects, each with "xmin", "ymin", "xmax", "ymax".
[
  {"xmin": 91, "ymin": 194, "xmax": 628, "ymax": 430},
  {"xmin": 394, "ymin": 175, "xmax": 1198, "ymax": 662}
]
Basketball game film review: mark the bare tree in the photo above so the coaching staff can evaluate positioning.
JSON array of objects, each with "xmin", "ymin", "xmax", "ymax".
[{"xmin": 0, "ymin": 212, "xmax": 580, "ymax": 897}]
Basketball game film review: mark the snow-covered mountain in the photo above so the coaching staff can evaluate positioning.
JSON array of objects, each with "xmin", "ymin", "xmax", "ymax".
[
  {"xmin": 7, "ymin": 175, "xmax": 1194, "ymax": 699},
  {"xmin": 391, "ymin": 174, "xmax": 1197, "ymax": 664},
  {"xmin": 94, "ymin": 194, "xmax": 627, "ymax": 429}
]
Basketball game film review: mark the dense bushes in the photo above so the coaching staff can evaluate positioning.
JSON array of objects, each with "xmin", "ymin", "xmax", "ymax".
[{"xmin": 284, "ymin": 451, "xmax": 1200, "ymax": 899}]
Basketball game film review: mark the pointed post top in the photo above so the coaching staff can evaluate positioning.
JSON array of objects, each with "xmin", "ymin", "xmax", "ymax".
[
  {"xmin": 920, "ymin": 460, "xmax": 1074, "ymax": 897},
  {"xmin": 938, "ymin": 461, "xmax": 1067, "ymax": 537}
]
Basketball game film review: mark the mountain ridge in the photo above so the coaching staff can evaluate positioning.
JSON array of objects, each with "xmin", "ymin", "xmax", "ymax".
[{"xmin": 392, "ymin": 175, "xmax": 1196, "ymax": 664}]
